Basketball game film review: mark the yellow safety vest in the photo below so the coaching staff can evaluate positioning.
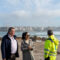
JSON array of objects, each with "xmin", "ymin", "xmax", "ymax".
[{"xmin": 44, "ymin": 35, "xmax": 59, "ymax": 59}]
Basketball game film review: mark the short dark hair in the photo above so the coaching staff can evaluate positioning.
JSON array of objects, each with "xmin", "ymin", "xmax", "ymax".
[
  {"xmin": 47, "ymin": 29, "xmax": 53, "ymax": 36},
  {"xmin": 8, "ymin": 27, "xmax": 15, "ymax": 33},
  {"xmin": 22, "ymin": 32, "xmax": 28, "ymax": 40}
]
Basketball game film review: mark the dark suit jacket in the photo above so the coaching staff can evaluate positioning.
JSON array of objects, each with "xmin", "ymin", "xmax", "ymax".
[{"xmin": 1, "ymin": 34, "xmax": 19, "ymax": 59}]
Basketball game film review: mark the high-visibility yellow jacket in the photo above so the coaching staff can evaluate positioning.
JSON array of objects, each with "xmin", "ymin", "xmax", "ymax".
[{"xmin": 44, "ymin": 35, "xmax": 59, "ymax": 59}]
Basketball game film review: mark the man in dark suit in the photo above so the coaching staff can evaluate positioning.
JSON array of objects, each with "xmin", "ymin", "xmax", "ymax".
[{"xmin": 1, "ymin": 27, "xmax": 19, "ymax": 60}]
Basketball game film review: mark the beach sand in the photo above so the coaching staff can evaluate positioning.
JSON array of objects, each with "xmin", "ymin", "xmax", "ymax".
[{"xmin": 0, "ymin": 39, "xmax": 60, "ymax": 60}]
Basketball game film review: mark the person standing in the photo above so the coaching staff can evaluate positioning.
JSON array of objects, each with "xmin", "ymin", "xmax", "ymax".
[
  {"xmin": 1, "ymin": 27, "xmax": 19, "ymax": 60},
  {"xmin": 44, "ymin": 30, "xmax": 59, "ymax": 60},
  {"xmin": 21, "ymin": 32, "xmax": 34, "ymax": 60}
]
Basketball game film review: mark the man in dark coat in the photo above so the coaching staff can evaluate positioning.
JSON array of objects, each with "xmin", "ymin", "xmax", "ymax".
[{"xmin": 1, "ymin": 27, "xmax": 19, "ymax": 60}]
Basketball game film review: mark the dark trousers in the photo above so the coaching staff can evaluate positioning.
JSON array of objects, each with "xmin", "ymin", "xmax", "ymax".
[
  {"xmin": 7, "ymin": 54, "xmax": 16, "ymax": 60},
  {"xmin": 45, "ymin": 57, "xmax": 50, "ymax": 60}
]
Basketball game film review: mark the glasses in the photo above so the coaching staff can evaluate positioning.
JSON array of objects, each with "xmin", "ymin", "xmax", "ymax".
[{"xmin": 26, "ymin": 35, "xmax": 30, "ymax": 36}]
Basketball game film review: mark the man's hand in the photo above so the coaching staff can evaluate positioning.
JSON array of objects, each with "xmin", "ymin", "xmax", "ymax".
[{"xmin": 3, "ymin": 58, "xmax": 6, "ymax": 60}]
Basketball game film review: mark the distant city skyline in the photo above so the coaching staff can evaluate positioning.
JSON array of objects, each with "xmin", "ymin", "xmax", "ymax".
[
  {"xmin": 0, "ymin": 0, "xmax": 60, "ymax": 27},
  {"xmin": 0, "ymin": 26, "xmax": 60, "ymax": 32}
]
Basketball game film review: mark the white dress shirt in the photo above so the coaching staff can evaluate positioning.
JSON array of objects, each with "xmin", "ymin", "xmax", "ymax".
[{"xmin": 9, "ymin": 35, "xmax": 17, "ymax": 54}]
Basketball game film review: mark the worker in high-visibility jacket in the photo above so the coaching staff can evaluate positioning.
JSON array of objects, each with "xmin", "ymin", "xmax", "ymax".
[{"xmin": 44, "ymin": 30, "xmax": 59, "ymax": 60}]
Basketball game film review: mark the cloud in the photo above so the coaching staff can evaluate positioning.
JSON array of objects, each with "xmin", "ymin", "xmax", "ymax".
[
  {"xmin": 6, "ymin": 0, "xmax": 60, "ymax": 17},
  {"xmin": 12, "ymin": 10, "xmax": 31, "ymax": 17},
  {"xmin": 0, "ymin": 10, "xmax": 60, "ymax": 27},
  {"xmin": 33, "ymin": 0, "xmax": 51, "ymax": 10},
  {"xmin": 0, "ymin": 0, "xmax": 60, "ymax": 27},
  {"xmin": 35, "ymin": 9, "xmax": 60, "ymax": 17},
  {"xmin": 1, "ymin": 0, "xmax": 60, "ymax": 18},
  {"xmin": 6, "ymin": 0, "xmax": 20, "ymax": 6}
]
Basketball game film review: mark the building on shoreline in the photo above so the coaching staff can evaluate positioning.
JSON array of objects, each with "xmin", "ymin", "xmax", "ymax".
[{"xmin": 0, "ymin": 26, "xmax": 60, "ymax": 32}]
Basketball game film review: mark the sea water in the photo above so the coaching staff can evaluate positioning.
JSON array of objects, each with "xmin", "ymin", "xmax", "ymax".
[{"xmin": 0, "ymin": 31, "xmax": 60, "ymax": 40}]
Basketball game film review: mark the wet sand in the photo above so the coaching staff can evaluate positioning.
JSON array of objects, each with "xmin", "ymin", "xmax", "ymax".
[{"xmin": 0, "ymin": 39, "xmax": 60, "ymax": 60}]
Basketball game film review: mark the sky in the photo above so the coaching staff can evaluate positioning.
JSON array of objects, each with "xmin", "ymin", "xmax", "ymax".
[{"xmin": 0, "ymin": 0, "xmax": 60, "ymax": 27}]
